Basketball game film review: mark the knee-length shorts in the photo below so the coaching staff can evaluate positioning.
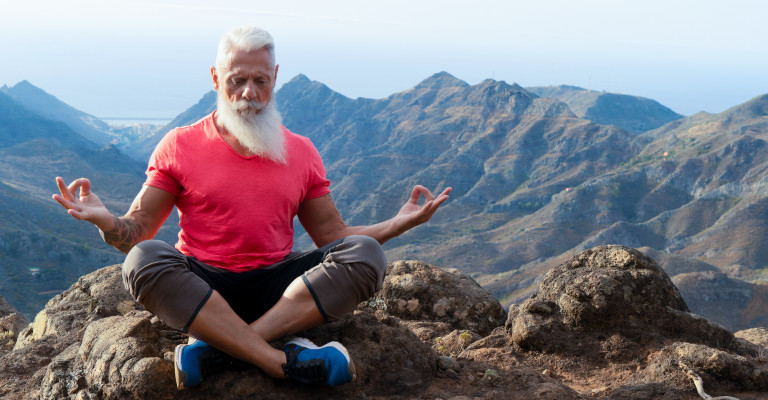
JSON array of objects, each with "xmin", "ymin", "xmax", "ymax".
[{"xmin": 121, "ymin": 235, "xmax": 387, "ymax": 332}]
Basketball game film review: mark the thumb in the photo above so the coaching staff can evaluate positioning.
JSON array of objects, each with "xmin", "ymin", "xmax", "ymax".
[{"xmin": 79, "ymin": 179, "xmax": 92, "ymax": 197}]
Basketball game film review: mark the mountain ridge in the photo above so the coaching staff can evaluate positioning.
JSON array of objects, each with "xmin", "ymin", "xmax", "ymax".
[
  {"xmin": 1, "ymin": 80, "xmax": 117, "ymax": 145},
  {"xmin": 3, "ymin": 75, "xmax": 768, "ymax": 332}
]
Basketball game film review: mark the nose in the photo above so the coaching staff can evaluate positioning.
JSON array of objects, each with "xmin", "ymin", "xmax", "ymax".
[{"xmin": 241, "ymin": 81, "xmax": 257, "ymax": 101}]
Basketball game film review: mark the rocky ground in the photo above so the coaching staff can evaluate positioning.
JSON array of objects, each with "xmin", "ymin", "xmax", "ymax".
[{"xmin": 0, "ymin": 245, "xmax": 766, "ymax": 399}]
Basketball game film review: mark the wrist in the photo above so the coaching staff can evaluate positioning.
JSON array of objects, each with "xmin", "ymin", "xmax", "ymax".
[{"xmin": 95, "ymin": 213, "xmax": 118, "ymax": 232}]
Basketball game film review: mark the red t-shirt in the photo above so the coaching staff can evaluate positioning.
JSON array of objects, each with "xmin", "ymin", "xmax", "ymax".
[{"xmin": 145, "ymin": 112, "xmax": 330, "ymax": 272}]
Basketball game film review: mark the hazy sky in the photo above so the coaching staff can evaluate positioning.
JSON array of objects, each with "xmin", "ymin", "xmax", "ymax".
[{"xmin": 1, "ymin": 0, "xmax": 766, "ymax": 118}]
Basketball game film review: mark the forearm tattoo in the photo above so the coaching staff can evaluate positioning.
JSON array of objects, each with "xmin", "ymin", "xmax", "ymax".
[{"xmin": 100, "ymin": 215, "xmax": 144, "ymax": 254}]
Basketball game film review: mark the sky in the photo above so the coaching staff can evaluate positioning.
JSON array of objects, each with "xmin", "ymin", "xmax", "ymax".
[{"xmin": 1, "ymin": 0, "xmax": 766, "ymax": 119}]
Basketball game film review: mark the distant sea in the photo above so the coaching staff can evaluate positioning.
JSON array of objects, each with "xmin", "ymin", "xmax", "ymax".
[{"xmin": 102, "ymin": 118, "xmax": 172, "ymax": 127}]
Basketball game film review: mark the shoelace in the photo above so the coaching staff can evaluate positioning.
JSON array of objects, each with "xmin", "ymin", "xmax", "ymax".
[
  {"xmin": 282, "ymin": 344, "xmax": 329, "ymax": 384},
  {"xmin": 198, "ymin": 347, "xmax": 248, "ymax": 377}
]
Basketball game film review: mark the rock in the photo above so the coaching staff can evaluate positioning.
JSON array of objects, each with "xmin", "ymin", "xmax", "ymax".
[
  {"xmin": 1, "ymin": 252, "xmax": 766, "ymax": 399},
  {"xmin": 0, "ymin": 261, "xmax": 438, "ymax": 399},
  {"xmin": 437, "ymin": 356, "xmax": 460, "ymax": 372},
  {"xmin": 641, "ymin": 342, "xmax": 768, "ymax": 394},
  {"xmin": 0, "ymin": 265, "xmax": 142, "ymax": 399},
  {"xmin": 735, "ymin": 327, "xmax": 768, "ymax": 347},
  {"xmin": 401, "ymin": 320, "xmax": 454, "ymax": 343},
  {"xmin": 435, "ymin": 330, "xmax": 482, "ymax": 357},
  {"xmin": 372, "ymin": 260, "xmax": 506, "ymax": 336},
  {"xmin": 14, "ymin": 265, "xmax": 140, "ymax": 351},
  {"xmin": 506, "ymin": 245, "xmax": 753, "ymax": 358},
  {"xmin": 0, "ymin": 295, "xmax": 29, "ymax": 353}
]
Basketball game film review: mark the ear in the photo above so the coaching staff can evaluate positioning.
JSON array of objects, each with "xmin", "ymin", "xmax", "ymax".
[
  {"xmin": 211, "ymin": 66, "xmax": 220, "ymax": 91},
  {"xmin": 273, "ymin": 64, "xmax": 279, "ymax": 87}
]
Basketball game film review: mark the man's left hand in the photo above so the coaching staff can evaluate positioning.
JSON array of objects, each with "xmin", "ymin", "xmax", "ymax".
[{"xmin": 392, "ymin": 185, "xmax": 452, "ymax": 235}]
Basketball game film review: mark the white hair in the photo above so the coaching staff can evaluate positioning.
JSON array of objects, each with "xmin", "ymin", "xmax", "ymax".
[
  {"xmin": 216, "ymin": 91, "xmax": 286, "ymax": 164},
  {"xmin": 215, "ymin": 25, "xmax": 275, "ymax": 70}
]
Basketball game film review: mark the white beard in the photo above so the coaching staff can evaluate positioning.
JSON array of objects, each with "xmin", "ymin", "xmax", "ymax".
[{"xmin": 216, "ymin": 92, "xmax": 286, "ymax": 164}]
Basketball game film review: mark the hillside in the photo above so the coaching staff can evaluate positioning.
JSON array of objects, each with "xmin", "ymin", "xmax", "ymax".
[
  {"xmin": 120, "ymin": 72, "xmax": 768, "ymax": 330},
  {"xmin": 279, "ymin": 75, "xmax": 768, "ymax": 330},
  {"xmin": 527, "ymin": 85, "xmax": 683, "ymax": 133},
  {"xmin": 4, "ymin": 75, "xmax": 768, "ymax": 331},
  {"xmin": 1, "ymin": 80, "xmax": 117, "ymax": 145},
  {"xmin": 0, "ymin": 92, "xmax": 177, "ymax": 316}
]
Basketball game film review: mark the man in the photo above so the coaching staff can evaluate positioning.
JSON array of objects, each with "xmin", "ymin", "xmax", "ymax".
[{"xmin": 53, "ymin": 25, "xmax": 451, "ymax": 389}]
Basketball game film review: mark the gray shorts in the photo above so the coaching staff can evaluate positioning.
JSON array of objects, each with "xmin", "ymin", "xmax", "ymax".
[{"xmin": 121, "ymin": 235, "xmax": 387, "ymax": 332}]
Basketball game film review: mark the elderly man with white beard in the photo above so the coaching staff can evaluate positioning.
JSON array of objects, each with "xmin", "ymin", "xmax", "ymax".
[{"xmin": 52, "ymin": 25, "xmax": 451, "ymax": 389}]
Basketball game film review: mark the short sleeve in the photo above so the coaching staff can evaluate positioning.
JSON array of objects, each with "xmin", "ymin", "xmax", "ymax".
[
  {"xmin": 304, "ymin": 141, "xmax": 331, "ymax": 201},
  {"xmin": 145, "ymin": 130, "xmax": 182, "ymax": 196}
]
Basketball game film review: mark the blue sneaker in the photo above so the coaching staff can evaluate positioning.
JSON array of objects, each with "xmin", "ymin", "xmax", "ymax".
[
  {"xmin": 174, "ymin": 338, "xmax": 245, "ymax": 389},
  {"xmin": 282, "ymin": 337, "xmax": 356, "ymax": 386}
]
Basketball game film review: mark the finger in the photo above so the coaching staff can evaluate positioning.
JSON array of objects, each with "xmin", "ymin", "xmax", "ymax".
[
  {"xmin": 53, "ymin": 194, "xmax": 80, "ymax": 212},
  {"xmin": 56, "ymin": 177, "xmax": 74, "ymax": 201},
  {"xmin": 408, "ymin": 185, "xmax": 424, "ymax": 203},
  {"xmin": 79, "ymin": 179, "xmax": 91, "ymax": 197},
  {"xmin": 419, "ymin": 192, "xmax": 450, "ymax": 219},
  {"xmin": 419, "ymin": 188, "xmax": 450, "ymax": 210},
  {"xmin": 68, "ymin": 208, "xmax": 87, "ymax": 220},
  {"xmin": 66, "ymin": 178, "xmax": 88, "ymax": 196},
  {"xmin": 410, "ymin": 185, "xmax": 435, "ymax": 203},
  {"xmin": 432, "ymin": 193, "xmax": 450, "ymax": 208}
]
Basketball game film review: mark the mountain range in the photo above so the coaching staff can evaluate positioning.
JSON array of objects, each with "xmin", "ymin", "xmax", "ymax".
[
  {"xmin": 0, "ymin": 88, "xmax": 178, "ymax": 315},
  {"xmin": 1, "ymin": 75, "xmax": 766, "ymax": 332}
]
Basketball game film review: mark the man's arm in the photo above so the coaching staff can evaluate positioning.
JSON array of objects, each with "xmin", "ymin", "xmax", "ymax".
[
  {"xmin": 53, "ymin": 177, "xmax": 176, "ymax": 254},
  {"xmin": 297, "ymin": 185, "xmax": 451, "ymax": 248}
]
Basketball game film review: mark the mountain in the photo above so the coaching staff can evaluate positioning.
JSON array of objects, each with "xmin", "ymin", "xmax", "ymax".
[
  {"xmin": 1, "ymin": 80, "xmax": 117, "ymax": 145},
  {"xmin": 527, "ymin": 85, "xmax": 683, "ymax": 133},
  {"xmin": 120, "ymin": 90, "xmax": 218, "ymax": 161},
  {"xmin": 6, "ymin": 74, "xmax": 768, "ymax": 331},
  {"xmin": 0, "ymin": 92, "xmax": 178, "ymax": 316},
  {"xmin": 127, "ymin": 72, "xmax": 768, "ymax": 329},
  {"xmin": 274, "ymin": 74, "xmax": 768, "ymax": 330}
]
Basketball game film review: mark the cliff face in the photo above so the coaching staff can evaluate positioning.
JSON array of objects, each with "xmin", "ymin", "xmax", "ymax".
[{"xmin": 0, "ymin": 246, "xmax": 765, "ymax": 399}]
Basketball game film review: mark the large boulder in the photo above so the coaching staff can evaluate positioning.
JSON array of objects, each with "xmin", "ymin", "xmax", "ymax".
[
  {"xmin": 36, "ymin": 307, "xmax": 437, "ymax": 400},
  {"xmin": 372, "ymin": 260, "xmax": 506, "ymax": 336},
  {"xmin": 505, "ymin": 245, "xmax": 755, "ymax": 353},
  {"xmin": 14, "ymin": 264, "xmax": 139, "ymax": 351},
  {"xmin": 0, "ymin": 264, "xmax": 440, "ymax": 399},
  {"xmin": 0, "ymin": 265, "xmax": 141, "ymax": 399},
  {"xmin": 505, "ymin": 245, "xmax": 768, "ymax": 395}
]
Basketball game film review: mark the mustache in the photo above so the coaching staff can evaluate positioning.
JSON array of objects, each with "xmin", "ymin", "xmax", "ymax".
[{"xmin": 231, "ymin": 99, "xmax": 268, "ymax": 113}]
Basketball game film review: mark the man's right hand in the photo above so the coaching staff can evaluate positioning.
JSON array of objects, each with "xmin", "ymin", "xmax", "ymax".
[{"xmin": 52, "ymin": 177, "xmax": 115, "ymax": 231}]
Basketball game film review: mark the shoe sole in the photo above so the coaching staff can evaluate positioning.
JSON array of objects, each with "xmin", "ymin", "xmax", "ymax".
[
  {"xmin": 174, "ymin": 344, "xmax": 187, "ymax": 390},
  {"xmin": 286, "ymin": 337, "xmax": 357, "ymax": 382}
]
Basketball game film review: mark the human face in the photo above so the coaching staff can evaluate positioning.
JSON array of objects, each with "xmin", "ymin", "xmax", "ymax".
[{"xmin": 211, "ymin": 47, "xmax": 278, "ymax": 112}]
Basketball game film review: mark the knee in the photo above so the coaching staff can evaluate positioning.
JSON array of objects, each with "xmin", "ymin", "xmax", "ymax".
[
  {"xmin": 121, "ymin": 240, "xmax": 178, "ymax": 297},
  {"xmin": 345, "ymin": 235, "xmax": 388, "ymax": 289}
]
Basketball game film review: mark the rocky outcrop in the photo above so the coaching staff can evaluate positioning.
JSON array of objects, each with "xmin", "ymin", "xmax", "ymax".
[
  {"xmin": 0, "ymin": 295, "xmax": 28, "ymax": 356},
  {"xmin": 735, "ymin": 327, "xmax": 768, "ymax": 347},
  {"xmin": 506, "ymin": 245, "xmax": 767, "ymax": 397},
  {"xmin": 371, "ymin": 260, "xmax": 507, "ymax": 336},
  {"xmin": 1, "ymin": 246, "xmax": 767, "ymax": 399}
]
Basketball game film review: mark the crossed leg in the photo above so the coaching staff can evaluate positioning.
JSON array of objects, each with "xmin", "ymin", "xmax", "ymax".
[
  {"xmin": 186, "ymin": 277, "xmax": 323, "ymax": 378},
  {"xmin": 122, "ymin": 235, "xmax": 386, "ymax": 380}
]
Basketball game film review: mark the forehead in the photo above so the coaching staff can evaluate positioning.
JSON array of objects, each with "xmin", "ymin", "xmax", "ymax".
[{"xmin": 221, "ymin": 48, "xmax": 275, "ymax": 75}]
